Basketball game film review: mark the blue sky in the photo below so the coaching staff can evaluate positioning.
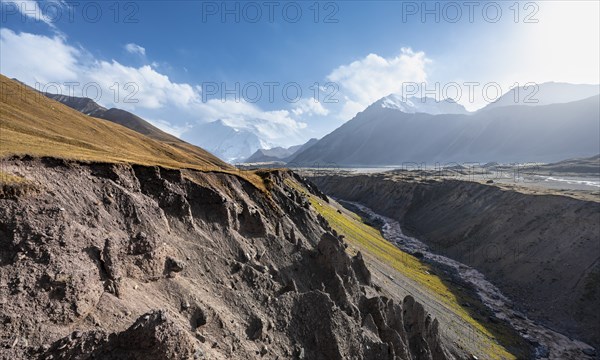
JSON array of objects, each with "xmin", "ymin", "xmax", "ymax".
[{"xmin": 1, "ymin": 0, "xmax": 599, "ymax": 147}]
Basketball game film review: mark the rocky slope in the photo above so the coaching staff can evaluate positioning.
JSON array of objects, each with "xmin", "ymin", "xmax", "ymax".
[
  {"xmin": 0, "ymin": 156, "xmax": 458, "ymax": 359},
  {"xmin": 310, "ymin": 173, "xmax": 600, "ymax": 349}
]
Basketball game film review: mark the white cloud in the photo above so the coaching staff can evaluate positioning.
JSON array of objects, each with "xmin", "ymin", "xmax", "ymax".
[
  {"xmin": 327, "ymin": 48, "xmax": 431, "ymax": 118},
  {"xmin": 2, "ymin": 0, "xmax": 51, "ymax": 26},
  {"xmin": 87, "ymin": 61, "xmax": 199, "ymax": 109},
  {"xmin": 189, "ymin": 100, "xmax": 308, "ymax": 146},
  {"xmin": 143, "ymin": 117, "xmax": 191, "ymax": 137},
  {"xmin": 0, "ymin": 28, "xmax": 311, "ymax": 148},
  {"xmin": 124, "ymin": 43, "xmax": 146, "ymax": 56},
  {"xmin": 336, "ymin": 98, "xmax": 367, "ymax": 123},
  {"xmin": 292, "ymin": 97, "xmax": 329, "ymax": 117},
  {"xmin": 0, "ymin": 28, "xmax": 79, "ymax": 83},
  {"xmin": 0, "ymin": 29, "xmax": 201, "ymax": 110}
]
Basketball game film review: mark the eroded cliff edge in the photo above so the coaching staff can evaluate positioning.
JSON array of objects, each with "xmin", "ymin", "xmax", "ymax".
[{"xmin": 0, "ymin": 157, "xmax": 457, "ymax": 360}]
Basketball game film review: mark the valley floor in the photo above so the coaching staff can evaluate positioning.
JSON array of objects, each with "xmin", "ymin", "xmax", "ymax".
[{"xmin": 309, "ymin": 170, "xmax": 600, "ymax": 359}]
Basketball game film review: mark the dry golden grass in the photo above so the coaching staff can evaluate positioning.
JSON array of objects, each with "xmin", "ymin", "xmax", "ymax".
[
  {"xmin": 0, "ymin": 170, "xmax": 26, "ymax": 184},
  {"xmin": 0, "ymin": 170, "xmax": 36, "ymax": 198},
  {"xmin": 0, "ymin": 75, "xmax": 266, "ymax": 191}
]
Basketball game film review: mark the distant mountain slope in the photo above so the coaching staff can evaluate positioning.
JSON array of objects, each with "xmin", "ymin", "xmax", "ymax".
[
  {"xmin": 484, "ymin": 82, "xmax": 599, "ymax": 110},
  {"xmin": 245, "ymin": 147, "xmax": 296, "ymax": 163},
  {"xmin": 290, "ymin": 95, "xmax": 600, "ymax": 166},
  {"xmin": 245, "ymin": 138, "xmax": 318, "ymax": 163},
  {"xmin": 42, "ymin": 93, "xmax": 107, "ymax": 117},
  {"xmin": 290, "ymin": 137, "xmax": 319, "ymax": 157},
  {"xmin": 532, "ymin": 154, "xmax": 600, "ymax": 175},
  {"xmin": 0, "ymin": 75, "xmax": 230, "ymax": 171}
]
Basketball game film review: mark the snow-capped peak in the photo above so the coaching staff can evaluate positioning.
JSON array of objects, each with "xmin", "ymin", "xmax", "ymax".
[{"xmin": 380, "ymin": 94, "xmax": 469, "ymax": 115}]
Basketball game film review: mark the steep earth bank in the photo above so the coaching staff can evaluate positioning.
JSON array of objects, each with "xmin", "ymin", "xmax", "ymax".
[
  {"xmin": 310, "ymin": 173, "xmax": 600, "ymax": 349},
  {"xmin": 0, "ymin": 157, "xmax": 457, "ymax": 360}
]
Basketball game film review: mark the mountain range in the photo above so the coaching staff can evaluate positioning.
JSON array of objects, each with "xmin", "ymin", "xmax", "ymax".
[
  {"xmin": 29, "ymin": 80, "xmax": 600, "ymax": 167},
  {"xmin": 289, "ymin": 83, "xmax": 600, "ymax": 166}
]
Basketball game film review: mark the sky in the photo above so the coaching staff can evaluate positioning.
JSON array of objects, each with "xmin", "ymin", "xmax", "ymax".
[{"xmin": 1, "ymin": 0, "xmax": 599, "ymax": 147}]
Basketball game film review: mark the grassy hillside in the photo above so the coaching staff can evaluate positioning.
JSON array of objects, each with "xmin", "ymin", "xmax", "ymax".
[
  {"xmin": 0, "ymin": 75, "xmax": 267, "ymax": 190},
  {"xmin": 42, "ymin": 92, "xmax": 186, "ymax": 144},
  {"xmin": 0, "ymin": 75, "xmax": 228, "ymax": 170}
]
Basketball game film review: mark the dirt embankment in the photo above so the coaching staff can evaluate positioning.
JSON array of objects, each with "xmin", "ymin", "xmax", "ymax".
[
  {"xmin": 310, "ymin": 173, "xmax": 600, "ymax": 349},
  {"xmin": 0, "ymin": 157, "xmax": 458, "ymax": 360}
]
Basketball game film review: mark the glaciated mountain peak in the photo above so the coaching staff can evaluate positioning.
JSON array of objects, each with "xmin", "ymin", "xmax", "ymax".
[{"xmin": 379, "ymin": 94, "xmax": 470, "ymax": 115}]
